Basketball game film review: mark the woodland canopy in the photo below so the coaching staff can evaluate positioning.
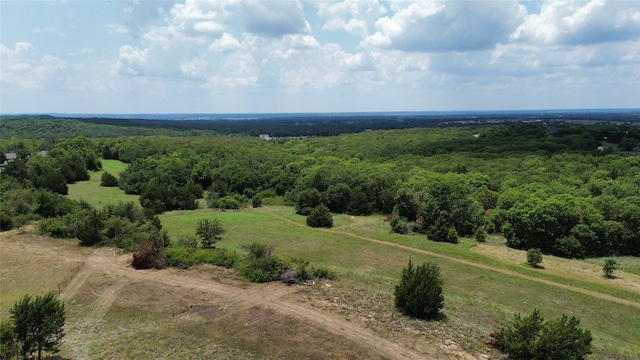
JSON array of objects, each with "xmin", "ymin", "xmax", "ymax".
[{"xmin": 1, "ymin": 115, "xmax": 639, "ymax": 258}]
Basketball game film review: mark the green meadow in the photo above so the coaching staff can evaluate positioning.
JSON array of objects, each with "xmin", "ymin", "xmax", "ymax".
[
  {"xmin": 160, "ymin": 206, "xmax": 640, "ymax": 359},
  {"xmin": 66, "ymin": 161, "xmax": 640, "ymax": 359},
  {"xmin": 66, "ymin": 159, "xmax": 139, "ymax": 207}
]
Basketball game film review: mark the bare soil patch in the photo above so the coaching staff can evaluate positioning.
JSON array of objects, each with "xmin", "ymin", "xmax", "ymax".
[{"xmin": 1, "ymin": 228, "xmax": 490, "ymax": 359}]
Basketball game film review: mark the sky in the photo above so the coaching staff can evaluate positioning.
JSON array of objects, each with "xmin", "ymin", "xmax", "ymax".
[{"xmin": 1, "ymin": 0, "xmax": 639, "ymax": 114}]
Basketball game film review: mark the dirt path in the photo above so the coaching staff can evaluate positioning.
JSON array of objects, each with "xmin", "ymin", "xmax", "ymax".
[
  {"xmin": 252, "ymin": 208, "xmax": 640, "ymax": 309},
  {"xmin": 54, "ymin": 246, "xmax": 436, "ymax": 360}
]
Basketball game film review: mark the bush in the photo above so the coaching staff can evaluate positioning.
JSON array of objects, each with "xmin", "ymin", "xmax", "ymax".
[
  {"xmin": 195, "ymin": 218, "xmax": 225, "ymax": 248},
  {"xmin": 76, "ymin": 209, "xmax": 104, "ymax": 246},
  {"xmin": 390, "ymin": 215, "xmax": 409, "ymax": 234},
  {"xmin": 527, "ymin": 248, "xmax": 543, "ymax": 268},
  {"xmin": 603, "ymin": 258, "xmax": 617, "ymax": 279},
  {"xmin": 475, "ymin": 228, "xmax": 487, "ymax": 242},
  {"xmin": 0, "ymin": 210, "xmax": 14, "ymax": 231},
  {"xmin": 100, "ymin": 172, "xmax": 119, "ymax": 187},
  {"xmin": 237, "ymin": 243, "xmax": 290, "ymax": 283},
  {"xmin": 175, "ymin": 234, "xmax": 199, "ymax": 249},
  {"xmin": 447, "ymin": 228, "xmax": 459, "ymax": 244},
  {"xmin": 394, "ymin": 259, "xmax": 444, "ymax": 320},
  {"xmin": 39, "ymin": 217, "xmax": 74, "ymax": 238},
  {"xmin": 251, "ymin": 195, "xmax": 262, "ymax": 208},
  {"xmin": 306, "ymin": 204, "xmax": 333, "ymax": 228},
  {"xmin": 491, "ymin": 309, "xmax": 592, "ymax": 360}
]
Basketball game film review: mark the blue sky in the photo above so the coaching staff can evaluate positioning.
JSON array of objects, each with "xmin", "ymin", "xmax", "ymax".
[{"xmin": 1, "ymin": 0, "xmax": 639, "ymax": 114}]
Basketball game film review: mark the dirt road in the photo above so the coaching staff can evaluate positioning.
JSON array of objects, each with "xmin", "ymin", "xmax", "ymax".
[{"xmin": 2, "ymin": 231, "xmax": 480, "ymax": 359}]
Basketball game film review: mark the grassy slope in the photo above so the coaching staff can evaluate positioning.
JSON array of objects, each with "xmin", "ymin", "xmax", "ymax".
[
  {"xmin": 161, "ymin": 207, "xmax": 640, "ymax": 359},
  {"xmin": 66, "ymin": 172, "xmax": 639, "ymax": 359}
]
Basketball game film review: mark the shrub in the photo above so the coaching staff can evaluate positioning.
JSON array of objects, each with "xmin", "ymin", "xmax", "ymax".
[
  {"xmin": 175, "ymin": 234, "xmax": 199, "ymax": 249},
  {"xmin": 390, "ymin": 215, "xmax": 409, "ymax": 234},
  {"xmin": 76, "ymin": 209, "xmax": 104, "ymax": 246},
  {"xmin": 100, "ymin": 172, "xmax": 119, "ymax": 187},
  {"xmin": 251, "ymin": 195, "xmax": 262, "ymax": 208},
  {"xmin": 394, "ymin": 259, "xmax": 444, "ymax": 320},
  {"xmin": 310, "ymin": 266, "xmax": 337, "ymax": 280},
  {"xmin": 475, "ymin": 228, "xmax": 487, "ymax": 242},
  {"xmin": 527, "ymin": 248, "xmax": 543, "ymax": 268},
  {"xmin": 603, "ymin": 258, "xmax": 617, "ymax": 279},
  {"xmin": 196, "ymin": 218, "xmax": 225, "ymax": 248},
  {"xmin": 0, "ymin": 210, "xmax": 14, "ymax": 231},
  {"xmin": 163, "ymin": 247, "xmax": 195, "ymax": 269},
  {"xmin": 491, "ymin": 309, "xmax": 592, "ymax": 360},
  {"xmin": 306, "ymin": 204, "xmax": 333, "ymax": 228},
  {"xmin": 39, "ymin": 217, "xmax": 74, "ymax": 238},
  {"xmin": 237, "ymin": 243, "xmax": 290, "ymax": 283},
  {"xmin": 447, "ymin": 228, "xmax": 459, "ymax": 244}
]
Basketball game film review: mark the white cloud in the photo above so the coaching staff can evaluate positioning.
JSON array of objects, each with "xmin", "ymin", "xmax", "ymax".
[
  {"xmin": 513, "ymin": 0, "xmax": 640, "ymax": 45},
  {"xmin": 363, "ymin": 1, "xmax": 525, "ymax": 52},
  {"xmin": 180, "ymin": 56, "xmax": 208, "ymax": 79},
  {"xmin": 0, "ymin": 42, "xmax": 34, "ymax": 56},
  {"xmin": 115, "ymin": 45, "xmax": 146, "ymax": 76},
  {"xmin": 240, "ymin": 0, "xmax": 310, "ymax": 37},
  {"xmin": 340, "ymin": 52, "xmax": 375, "ymax": 71},
  {"xmin": 209, "ymin": 32, "xmax": 241, "ymax": 52},
  {"xmin": 315, "ymin": 0, "xmax": 387, "ymax": 37},
  {"xmin": 1, "ymin": 48, "xmax": 67, "ymax": 91}
]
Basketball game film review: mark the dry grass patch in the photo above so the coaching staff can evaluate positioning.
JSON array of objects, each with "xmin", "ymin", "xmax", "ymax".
[{"xmin": 472, "ymin": 243, "xmax": 640, "ymax": 295}]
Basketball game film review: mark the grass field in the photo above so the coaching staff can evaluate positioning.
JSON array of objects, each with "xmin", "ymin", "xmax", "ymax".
[
  {"xmin": 160, "ymin": 206, "xmax": 640, "ymax": 359},
  {"xmin": 67, "ymin": 159, "xmax": 139, "ymax": 207},
  {"xmin": 56, "ymin": 173, "xmax": 640, "ymax": 358}
]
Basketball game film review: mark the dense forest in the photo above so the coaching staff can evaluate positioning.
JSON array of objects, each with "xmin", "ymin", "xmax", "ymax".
[{"xmin": 1, "ymin": 114, "xmax": 639, "ymax": 258}]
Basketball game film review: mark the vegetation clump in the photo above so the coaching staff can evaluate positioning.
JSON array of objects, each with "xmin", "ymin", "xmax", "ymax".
[
  {"xmin": 306, "ymin": 204, "xmax": 333, "ymax": 228},
  {"xmin": 100, "ymin": 171, "xmax": 119, "ymax": 187},
  {"xmin": 603, "ymin": 258, "xmax": 618, "ymax": 279},
  {"xmin": 394, "ymin": 259, "xmax": 444, "ymax": 320},
  {"xmin": 475, "ymin": 228, "xmax": 488, "ymax": 242},
  {"xmin": 526, "ymin": 248, "xmax": 543, "ymax": 268},
  {"xmin": 196, "ymin": 218, "xmax": 225, "ymax": 248},
  {"xmin": 3, "ymin": 292, "xmax": 66, "ymax": 360},
  {"xmin": 491, "ymin": 309, "xmax": 592, "ymax": 360},
  {"xmin": 131, "ymin": 237, "xmax": 166, "ymax": 269}
]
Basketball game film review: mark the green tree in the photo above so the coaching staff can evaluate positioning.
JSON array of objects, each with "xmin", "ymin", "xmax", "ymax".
[
  {"xmin": 394, "ymin": 259, "xmax": 444, "ymax": 320},
  {"xmin": 76, "ymin": 208, "xmax": 104, "ymax": 246},
  {"xmin": 618, "ymin": 137, "xmax": 639, "ymax": 151},
  {"xmin": 0, "ymin": 321, "xmax": 17, "ymax": 360},
  {"xmin": 603, "ymin": 258, "xmax": 617, "ymax": 279},
  {"xmin": 10, "ymin": 292, "xmax": 65, "ymax": 360},
  {"xmin": 100, "ymin": 171, "xmax": 119, "ymax": 187},
  {"xmin": 295, "ymin": 188, "xmax": 322, "ymax": 215},
  {"xmin": 492, "ymin": 309, "xmax": 592, "ymax": 360},
  {"xmin": 526, "ymin": 248, "xmax": 543, "ymax": 268},
  {"xmin": 306, "ymin": 204, "xmax": 333, "ymax": 228},
  {"xmin": 196, "ymin": 218, "xmax": 225, "ymax": 248}
]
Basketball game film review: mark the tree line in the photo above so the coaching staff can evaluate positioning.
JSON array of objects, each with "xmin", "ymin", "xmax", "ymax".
[{"xmin": 1, "ymin": 122, "xmax": 639, "ymax": 258}]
